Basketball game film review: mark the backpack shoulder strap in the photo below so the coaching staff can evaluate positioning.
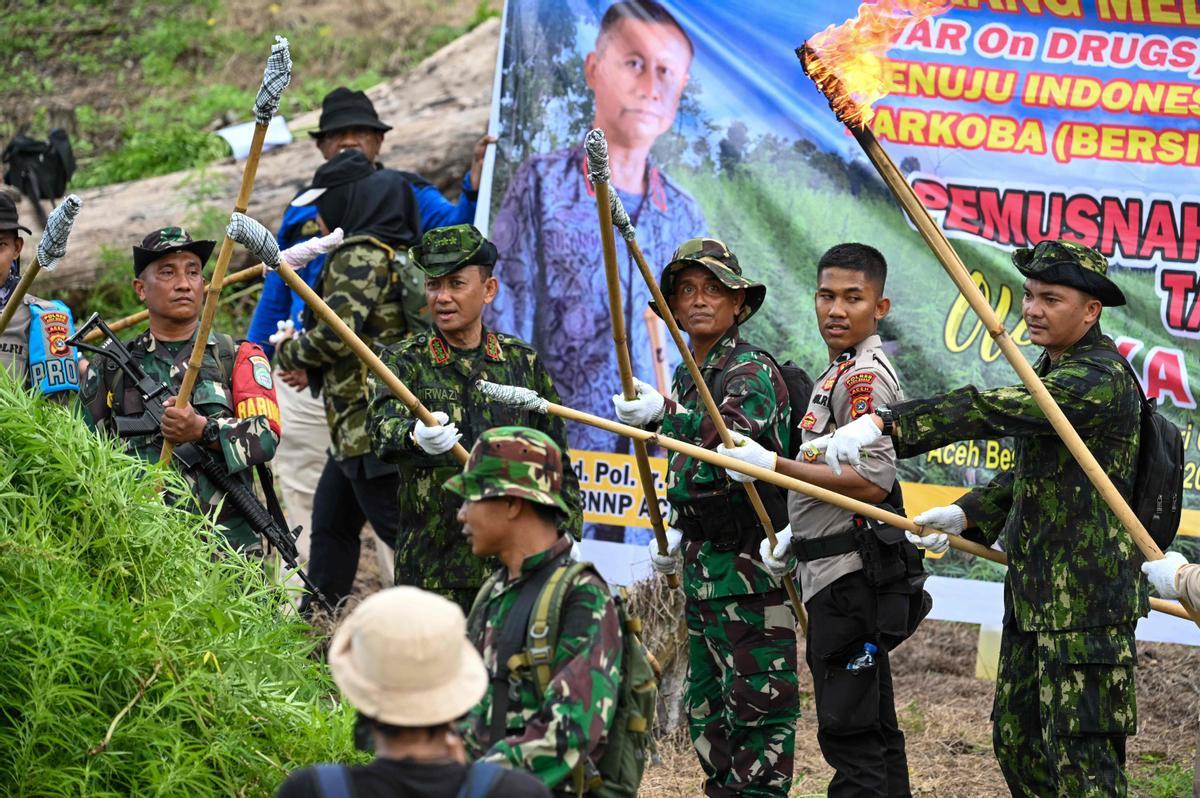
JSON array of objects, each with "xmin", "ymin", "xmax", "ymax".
[
  {"xmin": 210, "ymin": 333, "xmax": 239, "ymax": 384},
  {"xmin": 711, "ymin": 341, "xmax": 777, "ymax": 400},
  {"xmin": 1087, "ymin": 347, "xmax": 1148, "ymax": 405},
  {"xmin": 455, "ymin": 761, "xmax": 505, "ymax": 798},
  {"xmin": 312, "ymin": 764, "xmax": 354, "ymax": 798},
  {"xmin": 489, "ymin": 552, "xmax": 569, "ymax": 743},
  {"xmin": 525, "ymin": 560, "xmax": 598, "ymax": 694}
]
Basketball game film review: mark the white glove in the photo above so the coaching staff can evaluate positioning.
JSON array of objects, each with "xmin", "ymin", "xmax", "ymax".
[
  {"xmin": 268, "ymin": 319, "xmax": 296, "ymax": 345},
  {"xmin": 716, "ymin": 430, "xmax": 776, "ymax": 483},
  {"xmin": 908, "ymin": 505, "xmax": 966, "ymax": 555},
  {"xmin": 904, "ymin": 529, "xmax": 950, "ymax": 555},
  {"xmin": 612, "ymin": 378, "xmax": 666, "ymax": 427},
  {"xmin": 647, "ymin": 527, "xmax": 683, "ymax": 575},
  {"xmin": 1141, "ymin": 551, "xmax": 1187, "ymax": 600},
  {"xmin": 819, "ymin": 414, "xmax": 882, "ymax": 475},
  {"xmin": 413, "ymin": 411, "xmax": 462, "ymax": 455},
  {"xmin": 912, "ymin": 504, "xmax": 966, "ymax": 535},
  {"xmin": 758, "ymin": 525, "xmax": 795, "ymax": 578}
]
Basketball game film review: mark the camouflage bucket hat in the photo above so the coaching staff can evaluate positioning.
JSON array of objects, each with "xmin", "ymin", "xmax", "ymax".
[
  {"xmin": 650, "ymin": 237, "xmax": 766, "ymax": 324},
  {"xmin": 443, "ymin": 426, "xmax": 569, "ymax": 514},
  {"xmin": 1013, "ymin": 240, "xmax": 1126, "ymax": 307},
  {"xmin": 410, "ymin": 224, "xmax": 500, "ymax": 278},
  {"xmin": 132, "ymin": 226, "xmax": 216, "ymax": 276}
]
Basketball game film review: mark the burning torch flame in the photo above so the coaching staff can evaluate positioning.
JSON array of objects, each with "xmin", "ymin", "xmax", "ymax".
[{"xmin": 799, "ymin": 0, "xmax": 952, "ymax": 128}]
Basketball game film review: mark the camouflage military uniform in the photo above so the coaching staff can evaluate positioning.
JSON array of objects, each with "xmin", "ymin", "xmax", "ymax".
[
  {"xmin": 657, "ymin": 325, "xmax": 798, "ymax": 798},
  {"xmin": 446, "ymin": 428, "xmax": 620, "ymax": 794},
  {"xmin": 367, "ymin": 328, "xmax": 582, "ymax": 612},
  {"xmin": 891, "ymin": 324, "xmax": 1145, "ymax": 795},
  {"xmin": 274, "ymin": 235, "xmax": 412, "ymax": 460},
  {"xmin": 81, "ymin": 330, "xmax": 280, "ymax": 549}
]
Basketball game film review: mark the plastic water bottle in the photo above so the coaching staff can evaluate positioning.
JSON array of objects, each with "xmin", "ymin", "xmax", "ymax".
[{"xmin": 846, "ymin": 642, "xmax": 877, "ymax": 672}]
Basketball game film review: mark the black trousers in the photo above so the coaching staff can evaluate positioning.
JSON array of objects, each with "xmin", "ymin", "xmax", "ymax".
[
  {"xmin": 805, "ymin": 571, "xmax": 911, "ymax": 798},
  {"xmin": 301, "ymin": 453, "xmax": 401, "ymax": 614}
]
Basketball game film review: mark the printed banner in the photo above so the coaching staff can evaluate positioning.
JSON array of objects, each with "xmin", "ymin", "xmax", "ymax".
[{"xmin": 485, "ymin": 0, "xmax": 1200, "ymax": 547}]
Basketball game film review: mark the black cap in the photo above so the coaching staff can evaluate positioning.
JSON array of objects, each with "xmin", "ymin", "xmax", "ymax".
[
  {"xmin": 132, "ymin": 227, "xmax": 216, "ymax": 276},
  {"xmin": 0, "ymin": 193, "xmax": 32, "ymax": 236},
  {"xmin": 308, "ymin": 87, "xmax": 392, "ymax": 139}
]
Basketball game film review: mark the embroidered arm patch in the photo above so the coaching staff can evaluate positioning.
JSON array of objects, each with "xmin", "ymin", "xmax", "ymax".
[{"xmin": 232, "ymin": 342, "xmax": 281, "ymax": 436}]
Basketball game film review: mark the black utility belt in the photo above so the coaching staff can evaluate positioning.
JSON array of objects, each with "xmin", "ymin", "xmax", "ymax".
[{"xmin": 794, "ymin": 517, "xmax": 926, "ymax": 592}]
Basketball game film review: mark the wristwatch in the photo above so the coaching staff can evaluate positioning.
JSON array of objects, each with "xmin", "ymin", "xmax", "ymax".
[
  {"xmin": 876, "ymin": 405, "xmax": 895, "ymax": 437},
  {"xmin": 200, "ymin": 417, "xmax": 221, "ymax": 446}
]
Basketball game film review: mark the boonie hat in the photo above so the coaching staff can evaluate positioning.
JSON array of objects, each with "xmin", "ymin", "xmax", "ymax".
[
  {"xmin": 308, "ymin": 86, "xmax": 392, "ymax": 139},
  {"xmin": 410, "ymin": 224, "xmax": 499, "ymax": 278},
  {"xmin": 291, "ymin": 148, "xmax": 376, "ymax": 207},
  {"xmin": 443, "ymin": 426, "xmax": 570, "ymax": 515},
  {"xmin": 650, "ymin": 237, "xmax": 766, "ymax": 324},
  {"xmin": 1013, "ymin": 239, "xmax": 1126, "ymax": 307},
  {"xmin": 327, "ymin": 586, "xmax": 487, "ymax": 727},
  {"xmin": 0, "ymin": 192, "xmax": 32, "ymax": 235},
  {"xmin": 132, "ymin": 227, "xmax": 215, "ymax": 276}
]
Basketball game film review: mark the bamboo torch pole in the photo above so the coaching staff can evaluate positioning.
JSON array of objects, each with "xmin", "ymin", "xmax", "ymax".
[
  {"xmin": 161, "ymin": 36, "xmax": 292, "ymax": 465},
  {"xmin": 798, "ymin": 44, "xmax": 1200, "ymax": 629},
  {"xmin": 225, "ymin": 213, "xmax": 469, "ymax": 464},
  {"xmin": 585, "ymin": 130, "xmax": 679, "ymax": 589},
  {"xmin": 0, "ymin": 195, "xmax": 83, "ymax": 336},
  {"xmin": 607, "ymin": 187, "xmax": 809, "ymax": 631},
  {"xmin": 476, "ymin": 379, "xmax": 1189, "ymax": 622}
]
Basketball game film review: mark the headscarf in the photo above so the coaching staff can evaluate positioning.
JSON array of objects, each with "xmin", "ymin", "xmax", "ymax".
[{"xmin": 316, "ymin": 166, "xmax": 421, "ymax": 250}]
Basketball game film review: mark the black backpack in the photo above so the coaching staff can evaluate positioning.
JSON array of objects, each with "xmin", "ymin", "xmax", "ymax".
[
  {"xmin": 710, "ymin": 341, "xmax": 814, "ymax": 459},
  {"xmin": 2, "ymin": 130, "xmax": 76, "ymax": 227},
  {"xmin": 1093, "ymin": 349, "xmax": 1184, "ymax": 550}
]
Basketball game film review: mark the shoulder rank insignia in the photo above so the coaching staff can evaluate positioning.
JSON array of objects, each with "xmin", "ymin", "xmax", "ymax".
[
  {"xmin": 484, "ymin": 332, "xmax": 502, "ymax": 361},
  {"xmin": 836, "ymin": 359, "xmax": 855, "ymax": 378},
  {"xmin": 429, "ymin": 336, "xmax": 450, "ymax": 365}
]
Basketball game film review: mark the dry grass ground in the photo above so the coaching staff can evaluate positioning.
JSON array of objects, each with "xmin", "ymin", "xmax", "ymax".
[{"xmin": 638, "ymin": 619, "xmax": 1198, "ymax": 797}]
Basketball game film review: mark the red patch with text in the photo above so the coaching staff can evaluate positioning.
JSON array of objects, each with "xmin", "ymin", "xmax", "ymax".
[
  {"xmin": 232, "ymin": 342, "xmax": 281, "ymax": 436},
  {"xmin": 799, "ymin": 410, "xmax": 817, "ymax": 430}
]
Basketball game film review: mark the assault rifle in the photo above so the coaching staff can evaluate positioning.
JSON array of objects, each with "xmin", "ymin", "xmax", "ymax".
[{"xmin": 68, "ymin": 313, "xmax": 334, "ymax": 612}]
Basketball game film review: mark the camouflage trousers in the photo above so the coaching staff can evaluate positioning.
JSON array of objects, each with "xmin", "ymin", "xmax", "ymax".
[
  {"xmin": 685, "ymin": 589, "xmax": 799, "ymax": 798},
  {"xmin": 993, "ymin": 621, "xmax": 1137, "ymax": 797}
]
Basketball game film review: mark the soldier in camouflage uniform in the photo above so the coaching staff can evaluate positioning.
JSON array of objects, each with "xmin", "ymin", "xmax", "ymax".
[
  {"xmin": 447, "ymin": 426, "xmax": 621, "ymax": 794},
  {"xmin": 273, "ymin": 149, "xmax": 422, "ymax": 611},
  {"xmin": 611, "ymin": 238, "xmax": 797, "ymax": 797},
  {"xmin": 820, "ymin": 240, "xmax": 1147, "ymax": 797},
  {"xmin": 81, "ymin": 227, "xmax": 280, "ymax": 551},
  {"xmin": 367, "ymin": 224, "xmax": 581, "ymax": 614}
]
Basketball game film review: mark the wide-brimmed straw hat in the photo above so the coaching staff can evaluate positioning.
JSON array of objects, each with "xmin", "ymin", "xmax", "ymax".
[
  {"xmin": 649, "ymin": 237, "xmax": 766, "ymax": 324},
  {"xmin": 327, "ymin": 586, "xmax": 487, "ymax": 727}
]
